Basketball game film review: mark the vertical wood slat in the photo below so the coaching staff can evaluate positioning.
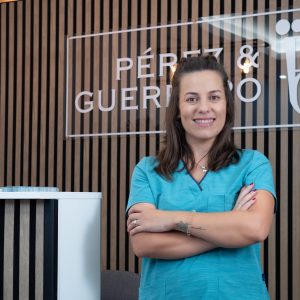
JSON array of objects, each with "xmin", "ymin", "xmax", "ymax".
[
  {"xmin": 293, "ymin": 129, "xmax": 300, "ymax": 300},
  {"xmin": 0, "ymin": 5, "xmax": 7, "ymax": 187},
  {"xmin": 56, "ymin": 0, "xmax": 65, "ymax": 190},
  {"xmin": 91, "ymin": 0, "xmax": 100, "ymax": 185},
  {"xmin": 6, "ymin": 3, "xmax": 14, "ymax": 186},
  {"xmin": 279, "ymin": 58, "xmax": 289, "ymax": 300},
  {"xmin": 109, "ymin": 0, "xmax": 119, "ymax": 271},
  {"xmin": 279, "ymin": 3, "xmax": 295, "ymax": 297},
  {"xmin": 100, "ymin": 0, "xmax": 110, "ymax": 271},
  {"xmin": 47, "ymin": 1, "xmax": 55, "ymax": 186},
  {"xmin": 35, "ymin": 200, "xmax": 44, "ymax": 299},
  {"xmin": 19, "ymin": 201, "xmax": 30, "ymax": 300},
  {"xmin": 3, "ymin": 201, "xmax": 14, "ymax": 299},
  {"xmin": 38, "ymin": 0, "xmax": 47, "ymax": 188},
  {"xmin": 83, "ymin": 0, "xmax": 91, "ymax": 193},
  {"xmin": 118, "ymin": 0, "xmax": 129, "ymax": 271},
  {"xmin": 128, "ymin": 0, "xmax": 138, "ymax": 273},
  {"xmin": 74, "ymin": 0, "xmax": 82, "ymax": 193},
  {"xmin": 64, "ymin": 0, "xmax": 72, "ymax": 192},
  {"xmin": 22, "ymin": 0, "xmax": 31, "ymax": 186},
  {"xmin": 149, "ymin": 0, "xmax": 158, "ymax": 180},
  {"xmin": 268, "ymin": 8, "xmax": 277, "ymax": 298},
  {"xmin": 31, "ymin": 0, "xmax": 39, "ymax": 187},
  {"xmin": 157, "ymin": 1, "xmax": 170, "ymax": 152},
  {"xmin": 14, "ymin": 3, "xmax": 23, "ymax": 187}
]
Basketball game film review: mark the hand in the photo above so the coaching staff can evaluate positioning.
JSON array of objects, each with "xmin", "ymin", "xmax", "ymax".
[
  {"xmin": 127, "ymin": 205, "xmax": 174, "ymax": 236},
  {"xmin": 233, "ymin": 183, "xmax": 257, "ymax": 211}
]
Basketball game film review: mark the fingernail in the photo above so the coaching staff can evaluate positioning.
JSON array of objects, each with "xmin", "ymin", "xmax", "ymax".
[
  {"xmin": 250, "ymin": 182, "xmax": 254, "ymax": 186},
  {"xmin": 253, "ymin": 197, "xmax": 256, "ymax": 201},
  {"xmin": 252, "ymin": 189, "xmax": 257, "ymax": 192}
]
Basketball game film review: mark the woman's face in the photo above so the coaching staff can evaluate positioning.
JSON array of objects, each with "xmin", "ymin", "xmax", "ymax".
[{"xmin": 178, "ymin": 70, "xmax": 227, "ymax": 147}]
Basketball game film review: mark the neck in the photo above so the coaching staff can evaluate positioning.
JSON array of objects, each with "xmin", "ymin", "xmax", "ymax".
[
  {"xmin": 195, "ymin": 151, "xmax": 208, "ymax": 168},
  {"xmin": 191, "ymin": 143, "xmax": 213, "ymax": 164},
  {"xmin": 185, "ymin": 137, "xmax": 215, "ymax": 170},
  {"xmin": 186, "ymin": 137, "xmax": 214, "ymax": 160}
]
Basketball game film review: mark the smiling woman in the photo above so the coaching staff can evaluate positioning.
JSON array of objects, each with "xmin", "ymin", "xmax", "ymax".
[
  {"xmin": 126, "ymin": 55, "xmax": 276, "ymax": 300},
  {"xmin": 179, "ymin": 70, "xmax": 227, "ymax": 154},
  {"xmin": 157, "ymin": 56, "xmax": 238, "ymax": 178}
]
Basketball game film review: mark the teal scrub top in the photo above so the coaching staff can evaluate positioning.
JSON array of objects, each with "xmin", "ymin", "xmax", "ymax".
[{"xmin": 127, "ymin": 149, "xmax": 276, "ymax": 300}]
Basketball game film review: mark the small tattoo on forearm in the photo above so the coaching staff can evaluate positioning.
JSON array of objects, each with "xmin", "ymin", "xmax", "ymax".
[
  {"xmin": 176, "ymin": 221, "xmax": 189, "ymax": 233},
  {"xmin": 191, "ymin": 226, "xmax": 206, "ymax": 231},
  {"xmin": 176, "ymin": 221, "xmax": 206, "ymax": 235}
]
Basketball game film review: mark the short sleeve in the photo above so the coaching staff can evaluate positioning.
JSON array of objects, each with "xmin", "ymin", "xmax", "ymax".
[
  {"xmin": 126, "ymin": 157, "xmax": 157, "ymax": 214},
  {"xmin": 244, "ymin": 151, "xmax": 277, "ymax": 211}
]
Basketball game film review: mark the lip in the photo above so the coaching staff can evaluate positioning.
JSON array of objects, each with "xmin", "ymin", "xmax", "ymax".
[{"xmin": 193, "ymin": 117, "xmax": 215, "ymax": 127}]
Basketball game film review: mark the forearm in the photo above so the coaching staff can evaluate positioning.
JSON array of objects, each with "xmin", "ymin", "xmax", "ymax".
[
  {"xmin": 173, "ymin": 210, "xmax": 269, "ymax": 247},
  {"xmin": 127, "ymin": 191, "xmax": 274, "ymax": 249},
  {"xmin": 171, "ymin": 191, "xmax": 274, "ymax": 247},
  {"xmin": 130, "ymin": 231, "xmax": 217, "ymax": 259}
]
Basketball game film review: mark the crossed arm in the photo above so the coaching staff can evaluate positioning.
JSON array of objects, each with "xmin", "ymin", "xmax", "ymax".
[{"xmin": 127, "ymin": 184, "xmax": 275, "ymax": 259}]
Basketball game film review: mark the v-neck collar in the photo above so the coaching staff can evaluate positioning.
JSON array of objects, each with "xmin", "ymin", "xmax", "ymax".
[
  {"xmin": 187, "ymin": 169, "xmax": 209, "ymax": 191},
  {"xmin": 178, "ymin": 160, "xmax": 209, "ymax": 191}
]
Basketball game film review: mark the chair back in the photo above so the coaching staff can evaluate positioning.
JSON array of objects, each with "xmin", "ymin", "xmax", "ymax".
[{"xmin": 101, "ymin": 270, "xmax": 140, "ymax": 300}]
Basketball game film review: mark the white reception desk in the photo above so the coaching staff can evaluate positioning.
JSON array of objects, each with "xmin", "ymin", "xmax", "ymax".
[{"xmin": 0, "ymin": 191, "xmax": 101, "ymax": 300}]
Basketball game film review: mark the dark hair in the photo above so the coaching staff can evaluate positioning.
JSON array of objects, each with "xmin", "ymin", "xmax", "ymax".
[{"xmin": 156, "ymin": 55, "xmax": 239, "ymax": 179}]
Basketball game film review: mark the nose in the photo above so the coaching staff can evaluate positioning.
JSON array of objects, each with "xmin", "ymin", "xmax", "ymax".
[{"xmin": 196, "ymin": 99, "xmax": 210, "ymax": 114}]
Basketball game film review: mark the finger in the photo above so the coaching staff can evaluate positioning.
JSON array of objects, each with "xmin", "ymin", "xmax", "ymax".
[
  {"xmin": 235, "ymin": 193, "xmax": 256, "ymax": 210},
  {"xmin": 128, "ymin": 220, "xmax": 141, "ymax": 234},
  {"xmin": 129, "ymin": 225, "xmax": 143, "ymax": 236},
  {"xmin": 239, "ymin": 189, "xmax": 257, "ymax": 203},
  {"xmin": 127, "ymin": 217, "xmax": 134, "ymax": 227},
  {"xmin": 237, "ymin": 190, "xmax": 256, "ymax": 207},
  {"xmin": 127, "ymin": 222, "xmax": 136, "ymax": 232},
  {"xmin": 240, "ymin": 198, "xmax": 256, "ymax": 210},
  {"xmin": 127, "ymin": 223, "xmax": 136, "ymax": 232},
  {"xmin": 235, "ymin": 202, "xmax": 243, "ymax": 210},
  {"xmin": 235, "ymin": 186, "xmax": 256, "ymax": 207},
  {"xmin": 127, "ymin": 213, "xmax": 139, "ymax": 222},
  {"xmin": 127, "ymin": 218, "xmax": 141, "ymax": 232},
  {"xmin": 239, "ymin": 183, "xmax": 254, "ymax": 198},
  {"xmin": 128, "ymin": 207, "xmax": 141, "ymax": 214}
]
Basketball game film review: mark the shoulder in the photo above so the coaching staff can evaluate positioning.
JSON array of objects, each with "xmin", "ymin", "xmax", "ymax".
[
  {"xmin": 238, "ymin": 149, "xmax": 270, "ymax": 165},
  {"xmin": 238, "ymin": 149, "xmax": 276, "ymax": 201},
  {"xmin": 136, "ymin": 156, "xmax": 158, "ymax": 170},
  {"xmin": 132, "ymin": 156, "xmax": 160, "ymax": 178},
  {"xmin": 225, "ymin": 149, "xmax": 273, "ymax": 177}
]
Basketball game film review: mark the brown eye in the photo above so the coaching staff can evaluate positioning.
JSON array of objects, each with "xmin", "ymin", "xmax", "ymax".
[
  {"xmin": 209, "ymin": 95, "xmax": 220, "ymax": 101},
  {"xmin": 185, "ymin": 97, "xmax": 198, "ymax": 104}
]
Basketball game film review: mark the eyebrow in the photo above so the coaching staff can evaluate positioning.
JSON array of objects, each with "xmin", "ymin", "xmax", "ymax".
[
  {"xmin": 184, "ymin": 92, "xmax": 198, "ymax": 96},
  {"xmin": 209, "ymin": 90, "xmax": 222, "ymax": 93}
]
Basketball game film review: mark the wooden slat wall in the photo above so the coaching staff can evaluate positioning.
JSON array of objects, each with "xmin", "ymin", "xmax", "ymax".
[{"xmin": 0, "ymin": 0, "xmax": 299, "ymax": 299}]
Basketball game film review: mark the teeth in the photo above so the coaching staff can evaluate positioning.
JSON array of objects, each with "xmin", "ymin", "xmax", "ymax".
[{"xmin": 194, "ymin": 119, "xmax": 213, "ymax": 124}]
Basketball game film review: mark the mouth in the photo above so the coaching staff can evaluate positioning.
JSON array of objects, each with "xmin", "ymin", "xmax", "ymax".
[{"xmin": 193, "ymin": 117, "xmax": 215, "ymax": 126}]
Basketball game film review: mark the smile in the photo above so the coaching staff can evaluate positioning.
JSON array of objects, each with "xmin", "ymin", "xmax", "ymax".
[{"xmin": 193, "ymin": 118, "xmax": 215, "ymax": 126}]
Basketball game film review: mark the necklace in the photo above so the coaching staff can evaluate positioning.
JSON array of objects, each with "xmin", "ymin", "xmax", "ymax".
[
  {"xmin": 199, "ymin": 165, "xmax": 208, "ymax": 173},
  {"xmin": 195, "ymin": 152, "xmax": 209, "ymax": 173}
]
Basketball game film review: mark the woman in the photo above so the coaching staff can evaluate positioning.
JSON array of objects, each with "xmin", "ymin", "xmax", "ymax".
[{"xmin": 126, "ymin": 55, "xmax": 276, "ymax": 299}]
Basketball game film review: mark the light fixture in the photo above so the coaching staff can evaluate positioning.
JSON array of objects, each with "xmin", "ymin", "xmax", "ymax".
[
  {"xmin": 279, "ymin": 75, "xmax": 287, "ymax": 79},
  {"xmin": 170, "ymin": 64, "xmax": 177, "ymax": 80},
  {"xmin": 0, "ymin": 0, "xmax": 18, "ymax": 3},
  {"xmin": 242, "ymin": 58, "xmax": 251, "ymax": 74}
]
